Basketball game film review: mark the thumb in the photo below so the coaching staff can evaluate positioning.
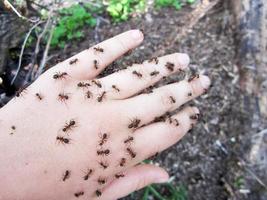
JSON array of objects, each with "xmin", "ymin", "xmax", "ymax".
[{"xmin": 100, "ymin": 164, "xmax": 169, "ymax": 200}]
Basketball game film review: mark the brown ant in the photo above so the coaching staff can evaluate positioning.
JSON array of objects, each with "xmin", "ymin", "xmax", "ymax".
[
  {"xmin": 124, "ymin": 136, "xmax": 134, "ymax": 144},
  {"xmin": 150, "ymin": 70, "xmax": 160, "ymax": 77},
  {"xmin": 95, "ymin": 189, "xmax": 102, "ymax": 197},
  {"xmin": 115, "ymin": 173, "xmax": 125, "ymax": 179},
  {"xmin": 148, "ymin": 57, "xmax": 159, "ymax": 64},
  {"xmin": 128, "ymin": 118, "xmax": 141, "ymax": 129},
  {"xmin": 187, "ymin": 92, "xmax": 192, "ymax": 97},
  {"xmin": 35, "ymin": 93, "xmax": 43, "ymax": 100},
  {"xmin": 188, "ymin": 74, "xmax": 200, "ymax": 82},
  {"xmin": 83, "ymin": 169, "xmax": 93, "ymax": 180},
  {"xmin": 62, "ymin": 119, "xmax": 76, "ymax": 132},
  {"xmin": 53, "ymin": 72, "xmax": 68, "ymax": 80},
  {"xmin": 10, "ymin": 125, "xmax": 16, "ymax": 135},
  {"xmin": 99, "ymin": 133, "xmax": 108, "ymax": 146},
  {"xmin": 119, "ymin": 158, "xmax": 126, "ymax": 167},
  {"xmin": 93, "ymin": 59, "xmax": 99, "ymax": 69},
  {"xmin": 126, "ymin": 147, "xmax": 136, "ymax": 159},
  {"xmin": 97, "ymin": 91, "xmax": 106, "ymax": 102},
  {"xmin": 15, "ymin": 83, "xmax": 30, "ymax": 97},
  {"xmin": 97, "ymin": 149, "xmax": 110, "ymax": 156},
  {"xmin": 58, "ymin": 93, "xmax": 69, "ymax": 103},
  {"xmin": 153, "ymin": 116, "xmax": 166, "ymax": 123},
  {"xmin": 112, "ymin": 85, "xmax": 120, "ymax": 92},
  {"xmin": 190, "ymin": 114, "xmax": 200, "ymax": 120},
  {"xmin": 169, "ymin": 96, "xmax": 176, "ymax": 104},
  {"xmin": 62, "ymin": 170, "xmax": 71, "ymax": 181},
  {"xmin": 56, "ymin": 136, "xmax": 71, "ymax": 144},
  {"xmin": 165, "ymin": 62, "xmax": 175, "ymax": 72},
  {"xmin": 124, "ymin": 49, "xmax": 132, "ymax": 56},
  {"xmin": 69, "ymin": 58, "xmax": 78, "ymax": 65},
  {"xmin": 93, "ymin": 46, "xmax": 104, "ymax": 53},
  {"xmin": 74, "ymin": 191, "xmax": 84, "ymax": 197},
  {"xmin": 92, "ymin": 80, "xmax": 102, "ymax": 88},
  {"xmin": 173, "ymin": 119, "xmax": 179, "ymax": 126},
  {"xmin": 77, "ymin": 82, "xmax": 90, "ymax": 88},
  {"xmin": 97, "ymin": 177, "xmax": 107, "ymax": 185},
  {"xmin": 85, "ymin": 90, "xmax": 93, "ymax": 99},
  {"xmin": 132, "ymin": 70, "xmax": 142, "ymax": 78},
  {"xmin": 99, "ymin": 161, "xmax": 109, "ymax": 169}
]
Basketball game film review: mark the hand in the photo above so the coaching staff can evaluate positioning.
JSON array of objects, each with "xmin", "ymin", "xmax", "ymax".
[{"xmin": 0, "ymin": 30, "xmax": 210, "ymax": 200}]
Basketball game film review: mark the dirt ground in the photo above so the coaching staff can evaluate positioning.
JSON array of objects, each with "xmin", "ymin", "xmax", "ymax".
[{"xmin": 1, "ymin": 1, "xmax": 266, "ymax": 200}]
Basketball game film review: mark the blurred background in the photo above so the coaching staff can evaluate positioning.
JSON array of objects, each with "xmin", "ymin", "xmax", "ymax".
[{"xmin": 0, "ymin": 0, "xmax": 267, "ymax": 199}]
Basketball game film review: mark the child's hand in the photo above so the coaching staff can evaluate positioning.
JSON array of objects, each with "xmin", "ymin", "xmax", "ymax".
[{"xmin": 0, "ymin": 30, "xmax": 210, "ymax": 200}]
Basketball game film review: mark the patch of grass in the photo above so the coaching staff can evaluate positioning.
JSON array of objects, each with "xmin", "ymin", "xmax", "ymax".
[
  {"xmin": 106, "ymin": 0, "xmax": 146, "ymax": 22},
  {"xmin": 155, "ymin": 0, "xmax": 196, "ymax": 10},
  {"xmin": 51, "ymin": 4, "xmax": 99, "ymax": 48},
  {"xmin": 234, "ymin": 176, "xmax": 245, "ymax": 189},
  {"xmin": 141, "ymin": 183, "xmax": 187, "ymax": 200}
]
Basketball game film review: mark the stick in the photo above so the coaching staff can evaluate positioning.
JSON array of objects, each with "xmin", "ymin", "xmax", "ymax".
[
  {"xmin": 11, "ymin": 21, "xmax": 44, "ymax": 85},
  {"xmin": 3, "ymin": 0, "xmax": 39, "ymax": 23},
  {"xmin": 35, "ymin": 25, "xmax": 55, "ymax": 78}
]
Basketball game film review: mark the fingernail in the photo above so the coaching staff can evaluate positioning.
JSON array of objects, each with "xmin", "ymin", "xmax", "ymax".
[
  {"xmin": 131, "ymin": 30, "xmax": 143, "ymax": 40},
  {"xmin": 200, "ymin": 75, "xmax": 211, "ymax": 89},
  {"xmin": 178, "ymin": 53, "xmax": 190, "ymax": 68},
  {"xmin": 154, "ymin": 176, "xmax": 169, "ymax": 183}
]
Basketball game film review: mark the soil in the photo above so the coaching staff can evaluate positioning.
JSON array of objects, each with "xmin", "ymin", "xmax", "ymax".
[{"xmin": 1, "ymin": 1, "xmax": 266, "ymax": 200}]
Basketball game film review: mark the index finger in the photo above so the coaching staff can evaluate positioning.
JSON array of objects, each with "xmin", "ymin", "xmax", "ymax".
[{"xmin": 55, "ymin": 30, "xmax": 144, "ymax": 80}]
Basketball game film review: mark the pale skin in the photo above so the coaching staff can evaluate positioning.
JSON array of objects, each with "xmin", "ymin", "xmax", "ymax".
[{"xmin": 0, "ymin": 30, "xmax": 210, "ymax": 200}]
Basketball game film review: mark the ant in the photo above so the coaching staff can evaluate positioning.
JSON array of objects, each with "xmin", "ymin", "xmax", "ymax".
[
  {"xmin": 173, "ymin": 119, "xmax": 179, "ymax": 126},
  {"xmin": 190, "ymin": 114, "xmax": 200, "ymax": 120},
  {"xmin": 124, "ymin": 49, "xmax": 132, "ymax": 56},
  {"xmin": 62, "ymin": 170, "xmax": 71, "ymax": 181},
  {"xmin": 99, "ymin": 161, "xmax": 109, "ymax": 170},
  {"xmin": 169, "ymin": 96, "xmax": 176, "ymax": 104},
  {"xmin": 93, "ymin": 46, "xmax": 104, "ymax": 53},
  {"xmin": 56, "ymin": 136, "xmax": 71, "ymax": 145},
  {"xmin": 77, "ymin": 82, "xmax": 90, "ymax": 88},
  {"xmin": 95, "ymin": 189, "xmax": 102, "ymax": 197},
  {"xmin": 115, "ymin": 173, "xmax": 125, "ymax": 179},
  {"xmin": 188, "ymin": 74, "xmax": 200, "ymax": 82},
  {"xmin": 112, "ymin": 85, "xmax": 120, "ymax": 92},
  {"xmin": 62, "ymin": 119, "xmax": 76, "ymax": 132},
  {"xmin": 58, "ymin": 93, "xmax": 69, "ymax": 103},
  {"xmin": 10, "ymin": 125, "xmax": 16, "ymax": 135},
  {"xmin": 15, "ymin": 83, "xmax": 30, "ymax": 97},
  {"xmin": 97, "ymin": 149, "xmax": 110, "ymax": 156},
  {"xmin": 119, "ymin": 158, "xmax": 126, "ymax": 167},
  {"xmin": 35, "ymin": 93, "xmax": 43, "ymax": 100},
  {"xmin": 97, "ymin": 177, "xmax": 107, "ymax": 185},
  {"xmin": 128, "ymin": 118, "xmax": 141, "ymax": 129},
  {"xmin": 97, "ymin": 91, "xmax": 106, "ymax": 102},
  {"xmin": 165, "ymin": 62, "xmax": 174, "ymax": 72},
  {"xmin": 85, "ymin": 90, "xmax": 93, "ymax": 99},
  {"xmin": 124, "ymin": 136, "xmax": 134, "ymax": 145},
  {"xmin": 132, "ymin": 70, "xmax": 142, "ymax": 78},
  {"xmin": 74, "ymin": 191, "xmax": 84, "ymax": 197},
  {"xmin": 148, "ymin": 57, "xmax": 159, "ymax": 64},
  {"xmin": 93, "ymin": 60, "xmax": 99, "ymax": 69},
  {"xmin": 92, "ymin": 80, "xmax": 102, "ymax": 88},
  {"xmin": 150, "ymin": 70, "xmax": 160, "ymax": 77},
  {"xmin": 187, "ymin": 92, "xmax": 192, "ymax": 97},
  {"xmin": 69, "ymin": 58, "xmax": 78, "ymax": 65},
  {"xmin": 83, "ymin": 169, "xmax": 93, "ymax": 180},
  {"xmin": 53, "ymin": 72, "xmax": 68, "ymax": 80},
  {"xmin": 126, "ymin": 147, "xmax": 136, "ymax": 159},
  {"xmin": 154, "ymin": 116, "xmax": 165, "ymax": 123},
  {"xmin": 99, "ymin": 133, "xmax": 108, "ymax": 146}
]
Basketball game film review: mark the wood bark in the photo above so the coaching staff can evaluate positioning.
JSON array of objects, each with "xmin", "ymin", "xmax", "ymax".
[{"xmin": 230, "ymin": 0, "xmax": 267, "ymax": 118}]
